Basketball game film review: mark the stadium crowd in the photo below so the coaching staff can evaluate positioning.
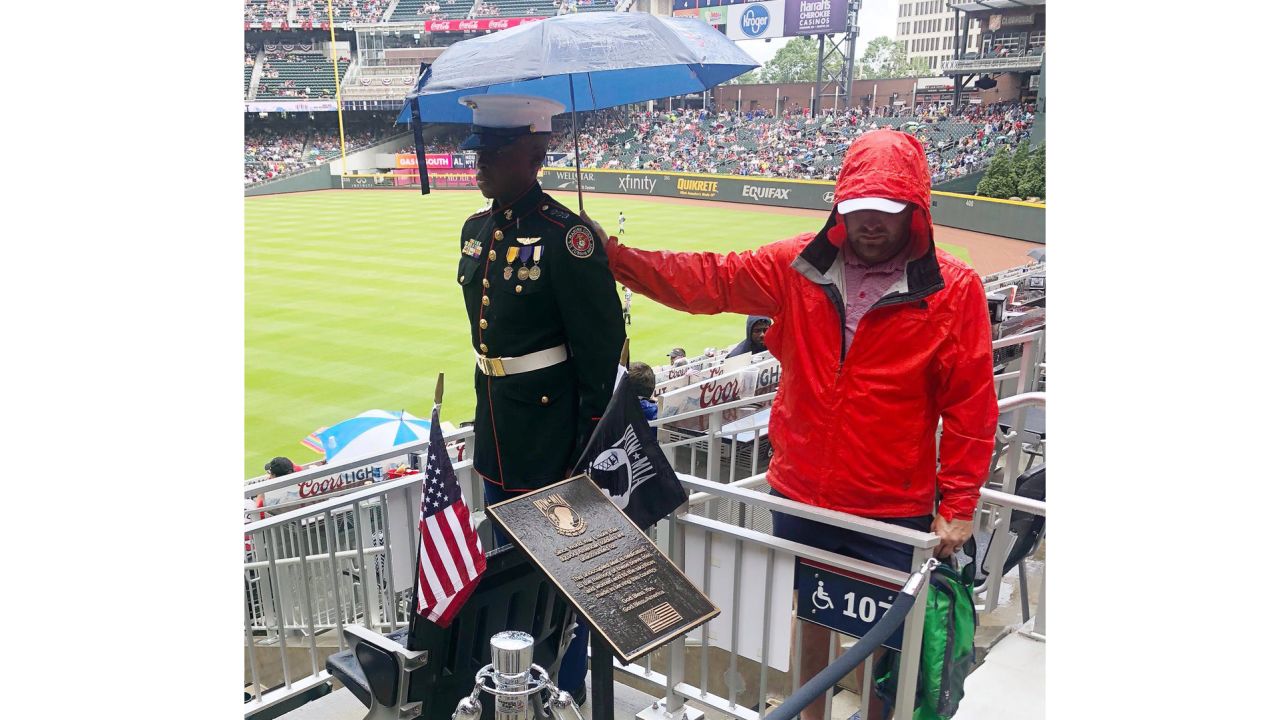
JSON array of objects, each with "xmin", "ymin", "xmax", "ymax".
[
  {"xmin": 245, "ymin": 123, "xmax": 394, "ymax": 185},
  {"xmin": 542, "ymin": 102, "xmax": 1033, "ymax": 182},
  {"xmin": 245, "ymin": 0, "xmax": 393, "ymax": 24}
]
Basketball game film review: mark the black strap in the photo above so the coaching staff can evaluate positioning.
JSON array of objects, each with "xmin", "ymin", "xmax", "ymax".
[{"xmin": 410, "ymin": 63, "xmax": 431, "ymax": 195}]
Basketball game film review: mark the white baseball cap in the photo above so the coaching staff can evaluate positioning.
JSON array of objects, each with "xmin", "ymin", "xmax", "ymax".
[{"xmin": 837, "ymin": 197, "xmax": 909, "ymax": 214}]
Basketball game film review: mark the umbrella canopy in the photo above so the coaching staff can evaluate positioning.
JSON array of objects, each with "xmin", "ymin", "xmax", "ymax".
[
  {"xmin": 397, "ymin": 12, "xmax": 758, "ymax": 125},
  {"xmin": 318, "ymin": 410, "xmax": 432, "ymax": 464}
]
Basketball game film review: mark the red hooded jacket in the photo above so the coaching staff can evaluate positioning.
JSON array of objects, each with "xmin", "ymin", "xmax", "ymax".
[{"xmin": 609, "ymin": 130, "xmax": 997, "ymax": 521}]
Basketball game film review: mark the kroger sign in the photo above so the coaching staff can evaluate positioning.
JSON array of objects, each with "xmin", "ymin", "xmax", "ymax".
[
  {"xmin": 728, "ymin": 0, "xmax": 784, "ymax": 41},
  {"xmin": 741, "ymin": 4, "xmax": 772, "ymax": 37}
]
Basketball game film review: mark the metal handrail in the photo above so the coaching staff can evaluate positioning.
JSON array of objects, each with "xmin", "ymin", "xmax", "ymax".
[
  {"xmin": 679, "ymin": 475, "xmax": 940, "ymax": 550},
  {"xmin": 243, "ymin": 424, "xmax": 475, "ymax": 497},
  {"xmin": 941, "ymin": 55, "xmax": 1043, "ymax": 72},
  {"xmin": 654, "ymin": 390, "xmax": 778, "ymax": 426},
  {"xmin": 980, "ymin": 486, "xmax": 1045, "ymax": 517}
]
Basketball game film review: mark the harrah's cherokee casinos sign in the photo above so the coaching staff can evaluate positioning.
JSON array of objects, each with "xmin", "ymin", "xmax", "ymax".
[
  {"xmin": 785, "ymin": 0, "xmax": 849, "ymax": 37},
  {"xmin": 424, "ymin": 17, "xmax": 544, "ymax": 33}
]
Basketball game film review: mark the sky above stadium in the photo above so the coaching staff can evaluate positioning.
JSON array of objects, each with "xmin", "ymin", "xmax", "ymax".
[{"xmin": 738, "ymin": 0, "xmax": 896, "ymax": 66}]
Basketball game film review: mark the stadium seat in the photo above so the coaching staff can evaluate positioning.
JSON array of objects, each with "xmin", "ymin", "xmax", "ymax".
[
  {"xmin": 324, "ymin": 545, "xmax": 576, "ymax": 720},
  {"xmin": 963, "ymin": 464, "xmax": 1045, "ymax": 622}
]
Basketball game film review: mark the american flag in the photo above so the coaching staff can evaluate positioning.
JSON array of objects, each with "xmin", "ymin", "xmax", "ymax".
[{"xmin": 415, "ymin": 404, "xmax": 486, "ymax": 626}]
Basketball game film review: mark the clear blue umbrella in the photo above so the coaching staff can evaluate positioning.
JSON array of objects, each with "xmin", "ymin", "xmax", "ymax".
[{"xmin": 396, "ymin": 12, "xmax": 759, "ymax": 204}]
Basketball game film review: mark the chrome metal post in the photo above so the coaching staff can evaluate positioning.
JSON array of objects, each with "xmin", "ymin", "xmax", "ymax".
[{"xmin": 492, "ymin": 630, "xmax": 536, "ymax": 720}]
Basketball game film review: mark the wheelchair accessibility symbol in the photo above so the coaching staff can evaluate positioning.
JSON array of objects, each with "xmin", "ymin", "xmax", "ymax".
[
  {"xmin": 811, "ymin": 581, "xmax": 834, "ymax": 610},
  {"xmin": 794, "ymin": 558, "xmax": 905, "ymax": 651}
]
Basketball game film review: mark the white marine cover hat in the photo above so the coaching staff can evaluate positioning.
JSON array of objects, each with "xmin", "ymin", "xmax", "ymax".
[{"xmin": 458, "ymin": 94, "xmax": 566, "ymax": 149}]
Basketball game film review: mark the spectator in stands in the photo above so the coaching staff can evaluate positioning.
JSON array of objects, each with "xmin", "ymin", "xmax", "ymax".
[
  {"xmin": 593, "ymin": 130, "xmax": 997, "ymax": 720},
  {"xmin": 726, "ymin": 316, "xmax": 771, "ymax": 358},
  {"xmin": 627, "ymin": 362, "xmax": 659, "ymax": 425}
]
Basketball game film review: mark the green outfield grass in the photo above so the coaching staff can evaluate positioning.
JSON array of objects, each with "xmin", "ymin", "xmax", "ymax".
[{"xmin": 245, "ymin": 189, "xmax": 972, "ymax": 477}]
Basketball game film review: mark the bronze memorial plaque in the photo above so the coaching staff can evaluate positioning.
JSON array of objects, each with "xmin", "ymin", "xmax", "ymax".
[{"xmin": 486, "ymin": 474, "xmax": 719, "ymax": 662}]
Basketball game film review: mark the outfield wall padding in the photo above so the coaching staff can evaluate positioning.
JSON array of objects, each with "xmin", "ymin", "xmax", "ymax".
[
  {"xmin": 245, "ymin": 166, "xmax": 333, "ymax": 197},
  {"xmin": 312, "ymin": 166, "xmax": 1044, "ymax": 244},
  {"xmin": 538, "ymin": 168, "xmax": 1044, "ymax": 244}
]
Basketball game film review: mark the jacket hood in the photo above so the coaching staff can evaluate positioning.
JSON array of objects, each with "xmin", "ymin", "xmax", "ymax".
[
  {"xmin": 823, "ymin": 130, "xmax": 934, "ymax": 260},
  {"xmin": 745, "ymin": 314, "xmax": 771, "ymax": 353}
]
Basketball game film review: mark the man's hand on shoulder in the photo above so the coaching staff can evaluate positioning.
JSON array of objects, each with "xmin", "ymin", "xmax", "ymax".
[
  {"xmin": 581, "ymin": 212, "xmax": 619, "ymax": 261},
  {"xmin": 931, "ymin": 514, "xmax": 973, "ymax": 558}
]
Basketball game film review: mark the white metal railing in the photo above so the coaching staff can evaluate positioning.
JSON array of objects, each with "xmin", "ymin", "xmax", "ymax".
[
  {"xmin": 976, "ymin": 392, "xmax": 1046, "ymax": 625},
  {"xmin": 243, "ymin": 444, "xmax": 486, "ymax": 718},
  {"xmin": 243, "ymin": 425, "xmax": 475, "ymax": 504},
  {"xmin": 941, "ymin": 55, "xmax": 1044, "ymax": 73},
  {"xmin": 614, "ymin": 474, "xmax": 938, "ymax": 720},
  {"xmin": 242, "ymin": 335, "xmax": 1044, "ymax": 717}
]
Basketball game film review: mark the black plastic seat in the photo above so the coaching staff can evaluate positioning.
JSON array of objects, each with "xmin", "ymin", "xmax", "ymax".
[{"xmin": 325, "ymin": 544, "xmax": 574, "ymax": 720}]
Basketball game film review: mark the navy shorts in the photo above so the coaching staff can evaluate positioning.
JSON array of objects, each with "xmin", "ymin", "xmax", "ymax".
[{"xmin": 769, "ymin": 489, "xmax": 932, "ymax": 574}]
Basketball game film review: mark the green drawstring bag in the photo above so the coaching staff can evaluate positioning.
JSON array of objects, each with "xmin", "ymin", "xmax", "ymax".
[{"xmin": 873, "ymin": 562, "xmax": 978, "ymax": 719}]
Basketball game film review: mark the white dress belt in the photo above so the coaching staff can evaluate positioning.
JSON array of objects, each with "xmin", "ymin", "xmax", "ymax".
[{"xmin": 475, "ymin": 344, "xmax": 569, "ymax": 377}]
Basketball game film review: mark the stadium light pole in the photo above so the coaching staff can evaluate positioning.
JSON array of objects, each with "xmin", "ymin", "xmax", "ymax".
[
  {"xmin": 813, "ymin": 34, "xmax": 825, "ymax": 116},
  {"xmin": 845, "ymin": 1, "xmax": 861, "ymax": 111}
]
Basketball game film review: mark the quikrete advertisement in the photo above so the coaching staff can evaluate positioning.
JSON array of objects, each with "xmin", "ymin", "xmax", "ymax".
[{"xmin": 676, "ymin": 177, "xmax": 720, "ymax": 199}]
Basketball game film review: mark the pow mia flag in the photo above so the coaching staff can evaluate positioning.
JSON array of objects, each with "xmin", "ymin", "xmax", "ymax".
[{"xmin": 573, "ymin": 369, "xmax": 687, "ymax": 530}]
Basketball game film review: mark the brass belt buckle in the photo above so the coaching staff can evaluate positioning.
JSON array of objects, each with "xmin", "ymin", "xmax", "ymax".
[
  {"xmin": 489, "ymin": 357, "xmax": 506, "ymax": 377},
  {"xmin": 478, "ymin": 355, "xmax": 506, "ymax": 377}
]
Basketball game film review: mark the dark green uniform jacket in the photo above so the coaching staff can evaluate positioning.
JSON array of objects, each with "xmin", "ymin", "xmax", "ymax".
[{"xmin": 457, "ymin": 181, "xmax": 625, "ymax": 491}]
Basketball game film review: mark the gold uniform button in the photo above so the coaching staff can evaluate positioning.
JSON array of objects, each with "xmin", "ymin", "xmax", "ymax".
[
  {"xmin": 458, "ymin": 274, "xmax": 466, "ymax": 283},
  {"xmin": 482, "ymin": 278, "xmax": 490, "ymax": 289},
  {"xmin": 494, "ymin": 230, "xmax": 504, "ymax": 242},
  {"xmin": 488, "ymin": 250, "xmax": 497, "ymax": 262},
  {"xmin": 540, "ymin": 396, "xmax": 550, "ymax": 406},
  {"xmin": 479, "ymin": 319, "xmax": 489, "ymax": 330},
  {"xmin": 479, "ymin": 343, "xmax": 488, "ymax": 353},
  {"xmin": 515, "ymin": 285, "xmax": 523, "ymax": 293},
  {"xmin": 482, "ymin": 295, "xmax": 490, "ymax": 306}
]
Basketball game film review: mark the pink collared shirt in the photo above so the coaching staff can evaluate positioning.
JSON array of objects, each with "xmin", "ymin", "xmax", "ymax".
[{"xmin": 843, "ymin": 246, "xmax": 910, "ymax": 354}]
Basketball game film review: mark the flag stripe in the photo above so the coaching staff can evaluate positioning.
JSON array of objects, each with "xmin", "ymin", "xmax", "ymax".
[
  {"xmin": 427, "ymin": 513, "xmax": 465, "ymax": 592},
  {"xmin": 418, "ymin": 522, "xmax": 451, "ymax": 600},
  {"xmin": 420, "ymin": 518, "xmax": 457, "ymax": 597},
  {"xmin": 445, "ymin": 502, "xmax": 479, "ymax": 579}
]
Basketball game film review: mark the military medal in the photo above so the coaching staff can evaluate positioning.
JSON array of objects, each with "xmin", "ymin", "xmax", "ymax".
[
  {"xmin": 462, "ymin": 238, "xmax": 483, "ymax": 258},
  {"xmin": 516, "ymin": 245, "xmax": 533, "ymax": 281},
  {"xmin": 529, "ymin": 246, "xmax": 543, "ymax": 280},
  {"xmin": 503, "ymin": 246, "xmax": 519, "ymax": 281}
]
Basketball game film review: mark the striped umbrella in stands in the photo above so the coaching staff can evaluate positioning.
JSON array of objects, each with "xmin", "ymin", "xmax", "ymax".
[{"xmin": 318, "ymin": 409, "xmax": 433, "ymax": 465}]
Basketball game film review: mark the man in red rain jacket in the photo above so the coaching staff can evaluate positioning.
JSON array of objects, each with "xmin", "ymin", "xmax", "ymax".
[{"xmin": 587, "ymin": 130, "xmax": 997, "ymax": 720}]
